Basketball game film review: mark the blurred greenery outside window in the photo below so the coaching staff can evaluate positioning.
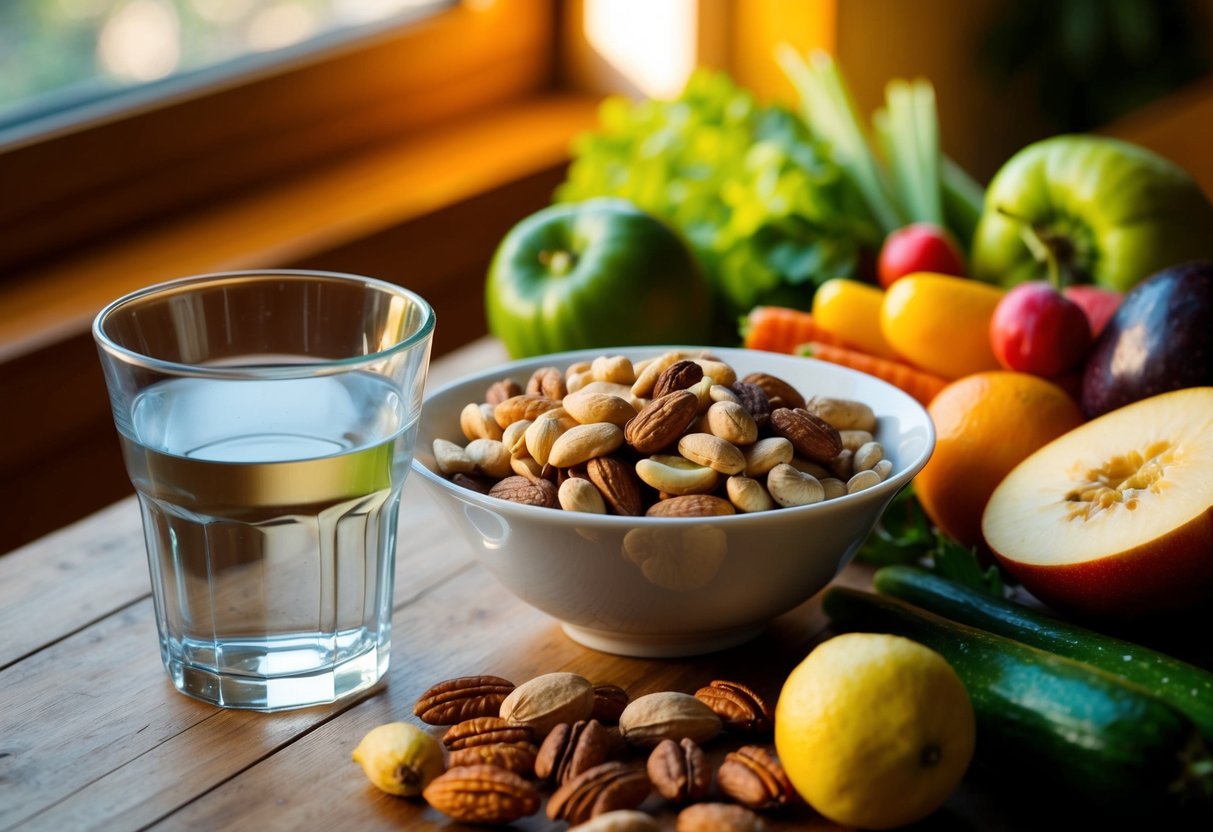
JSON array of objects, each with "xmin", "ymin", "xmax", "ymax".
[{"xmin": 0, "ymin": 0, "xmax": 451, "ymax": 142}]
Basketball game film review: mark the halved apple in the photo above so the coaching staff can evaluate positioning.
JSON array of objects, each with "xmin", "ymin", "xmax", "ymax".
[{"xmin": 982, "ymin": 387, "xmax": 1213, "ymax": 620}]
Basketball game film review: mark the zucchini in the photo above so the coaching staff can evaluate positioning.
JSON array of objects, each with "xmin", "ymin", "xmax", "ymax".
[
  {"xmin": 823, "ymin": 587, "xmax": 1213, "ymax": 818},
  {"xmin": 873, "ymin": 564, "xmax": 1213, "ymax": 743}
]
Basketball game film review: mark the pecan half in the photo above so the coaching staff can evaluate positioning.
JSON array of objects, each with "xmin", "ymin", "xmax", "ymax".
[
  {"xmin": 547, "ymin": 761, "xmax": 652, "ymax": 825},
  {"xmin": 624, "ymin": 390, "xmax": 699, "ymax": 454},
  {"xmin": 652, "ymin": 360, "xmax": 705, "ymax": 399},
  {"xmin": 741, "ymin": 372, "xmax": 806, "ymax": 411},
  {"xmin": 646, "ymin": 738, "xmax": 710, "ymax": 804},
  {"xmin": 586, "ymin": 456, "xmax": 644, "ymax": 516},
  {"xmin": 422, "ymin": 764, "xmax": 541, "ymax": 825},
  {"xmin": 715, "ymin": 746, "xmax": 795, "ymax": 811},
  {"xmin": 591, "ymin": 684, "xmax": 630, "ymax": 723},
  {"xmin": 769, "ymin": 408, "xmax": 843, "ymax": 463},
  {"xmin": 485, "ymin": 378, "xmax": 523, "ymax": 406},
  {"xmin": 535, "ymin": 719, "xmax": 611, "ymax": 785},
  {"xmin": 414, "ymin": 675, "xmax": 516, "ymax": 725},
  {"xmin": 443, "ymin": 716, "xmax": 535, "ymax": 750},
  {"xmin": 527, "ymin": 366, "xmax": 568, "ymax": 400},
  {"xmin": 694, "ymin": 680, "xmax": 774, "ymax": 736},
  {"xmin": 449, "ymin": 742, "xmax": 539, "ymax": 777}
]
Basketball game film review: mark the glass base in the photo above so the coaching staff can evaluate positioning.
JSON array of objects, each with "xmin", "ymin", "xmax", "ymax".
[{"xmin": 166, "ymin": 638, "xmax": 389, "ymax": 711}]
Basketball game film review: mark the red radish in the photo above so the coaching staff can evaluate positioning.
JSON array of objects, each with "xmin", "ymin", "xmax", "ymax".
[
  {"xmin": 877, "ymin": 223, "xmax": 966, "ymax": 288},
  {"xmin": 990, "ymin": 281, "xmax": 1092, "ymax": 378},
  {"xmin": 1062, "ymin": 284, "xmax": 1122, "ymax": 340}
]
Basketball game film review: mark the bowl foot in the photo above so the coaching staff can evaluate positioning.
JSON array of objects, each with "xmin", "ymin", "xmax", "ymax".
[{"xmin": 561, "ymin": 622, "xmax": 765, "ymax": 658}]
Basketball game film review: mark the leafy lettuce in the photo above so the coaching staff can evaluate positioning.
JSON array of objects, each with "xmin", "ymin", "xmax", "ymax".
[{"xmin": 556, "ymin": 71, "xmax": 879, "ymax": 335}]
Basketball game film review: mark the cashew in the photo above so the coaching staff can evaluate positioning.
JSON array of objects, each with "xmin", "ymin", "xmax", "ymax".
[
  {"xmin": 829, "ymin": 449, "xmax": 854, "ymax": 481},
  {"xmin": 804, "ymin": 396, "xmax": 877, "ymax": 432},
  {"xmin": 705, "ymin": 400, "xmax": 758, "ymax": 446},
  {"xmin": 766, "ymin": 463, "xmax": 825, "ymax": 507},
  {"xmin": 677, "ymin": 433, "xmax": 746, "ymax": 475},
  {"xmin": 433, "ymin": 438, "xmax": 475, "ymax": 475},
  {"xmin": 631, "ymin": 351, "xmax": 693, "ymax": 398},
  {"xmin": 726, "ymin": 476, "xmax": 775, "ymax": 513},
  {"xmin": 788, "ymin": 457, "xmax": 832, "ymax": 480},
  {"xmin": 564, "ymin": 360, "xmax": 592, "ymax": 380},
  {"xmin": 591, "ymin": 354, "xmax": 635, "ymax": 385},
  {"xmin": 821, "ymin": 477, "xmax": 848, "ymax": 500},
  {"xmin": 460, "ymin": 402, "xmax": 503, "ymax": 441},
  {"xmin": 558, "ymin": 477, "xmax": 607, "ymax": 514},
  {"xmin": 873, "ymin": 458, "xmax": 894, "ymax": 480},
  {"xmin": 847, "ymin": 469, "xmax": 883, "ymax": 493},
  {"xmin": 566, "ymin": 369, "xmax": 594, "ymax": 394},
  {"xmin": 635, "ymin": 454, "xmax": 719, "ymax": 496},
  {"xmin": 692, "ymin": 358, "xmax": 736, "ymax": 387},
  {"xmin": 465, "ymin": 438, "xmax": 512, "ymax": 479},
  {"xmin": 840, "ymin": 429, "xmax": 874, "ymax": 453},
  {"xmin": 854, "ymin": 441, "xmax": 884, "ymax": 472},
  {"xmin": 687, "ymin": 376, "xmax": 715, "ymax": 414},
  {"xmin": 743, "ymin": 437, "xmax": 794, "ymax": 477},
  {"xmin": 709, "ymin": 384, "xmax": 740, "ymax": 404}
]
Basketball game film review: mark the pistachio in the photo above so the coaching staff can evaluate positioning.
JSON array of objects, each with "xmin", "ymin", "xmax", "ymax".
[
  {"xmin": 500, "ymin": 672, "xmax": 596, "ymax": 737},
  {"xmin": 618, "ymin": 691, "xmax": 722, "ymax": 748}
]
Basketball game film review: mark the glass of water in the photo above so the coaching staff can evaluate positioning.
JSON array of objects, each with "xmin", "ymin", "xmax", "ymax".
[{"xmin": 93, "ymin": 270, "xmax": 434, "ymax": 711}]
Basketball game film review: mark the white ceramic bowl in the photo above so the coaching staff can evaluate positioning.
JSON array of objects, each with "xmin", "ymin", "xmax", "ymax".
[{"xmin": 411, "ymin": 346, "xmax": 934, "ymax": 657}]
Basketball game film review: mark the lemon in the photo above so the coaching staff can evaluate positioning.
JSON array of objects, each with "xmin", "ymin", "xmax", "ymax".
[{"xmin": 774, "ymin": 633, "xmax": 975, "ymax": 829}]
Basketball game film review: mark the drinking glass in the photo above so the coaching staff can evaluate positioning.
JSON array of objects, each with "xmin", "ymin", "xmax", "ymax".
[{"xmin": 93, "ymin": 270, "xmax": 434, "ymax": 711}]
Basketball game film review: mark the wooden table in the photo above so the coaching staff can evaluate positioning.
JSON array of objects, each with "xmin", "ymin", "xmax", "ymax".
[{"xmin": 1, "ymin": 338, "xmax": 1052, "ymax": 831}]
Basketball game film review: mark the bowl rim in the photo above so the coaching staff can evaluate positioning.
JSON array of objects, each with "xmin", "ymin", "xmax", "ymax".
[{"xmin": 411, "ymin": 345, "xmax": 936, "ymax": 526}]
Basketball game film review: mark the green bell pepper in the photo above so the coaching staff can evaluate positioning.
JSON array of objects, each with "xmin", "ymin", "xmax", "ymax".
[{"xmin": 970, "ymin": 135, "xmax": 1213, "ymax": 292}]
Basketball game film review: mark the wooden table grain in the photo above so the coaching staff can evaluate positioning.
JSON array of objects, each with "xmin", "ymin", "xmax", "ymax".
[{"xmin": 1, "ymin": 337, "xmax": 1039, "ymax": 831}]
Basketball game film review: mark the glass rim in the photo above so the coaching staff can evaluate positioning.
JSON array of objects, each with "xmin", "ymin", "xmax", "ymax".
[{"xmin": 92, "ymin": 269, "xmax": 435, "ymax": 380}]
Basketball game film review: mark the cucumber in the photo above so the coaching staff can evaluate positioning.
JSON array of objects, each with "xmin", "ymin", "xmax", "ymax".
[
  {"xmin": 823, "ymin": 587, "xmax": 1213, "ymax": 818},
  {"xmin": 873, "ymin": 564, "xmax": 1213, "ymax": 743}
]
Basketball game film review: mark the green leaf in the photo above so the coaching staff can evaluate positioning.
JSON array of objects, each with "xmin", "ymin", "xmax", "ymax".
[{"xmin": 930, "ymin": 535, "xmax": 1005, "ymax": 597}]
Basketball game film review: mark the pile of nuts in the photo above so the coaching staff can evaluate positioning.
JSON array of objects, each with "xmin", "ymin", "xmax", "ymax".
[
  {"xmin": 381, "ymin": 670, "xmax": 795, "ymax": 830},
  {"xmin": 433, "ymin": 350, "xmax": 894, "ymax": 517}
]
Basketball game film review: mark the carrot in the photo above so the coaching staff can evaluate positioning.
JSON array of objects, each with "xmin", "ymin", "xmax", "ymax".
[
  {"xmin": 741, "ymin": 306, "xmax": 858, "ymax": 354},
  {"xmin": 799, "ymin": 341, "xmax": 949, "ymax": 406}
]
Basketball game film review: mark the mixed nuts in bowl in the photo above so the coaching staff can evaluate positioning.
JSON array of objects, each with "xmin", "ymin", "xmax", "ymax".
[{"xmin": 411, "ymin": 346, "xmax": 934, "ymax": 657}]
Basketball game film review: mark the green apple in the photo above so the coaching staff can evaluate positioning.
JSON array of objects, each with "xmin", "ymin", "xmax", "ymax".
[
  {"xmin": 970, "ymin": 135, "xmax": 1213, "ymax": 292},
  {"xmin": 485, "ymin": 198, "xmax": 712, "ymax": 358}
]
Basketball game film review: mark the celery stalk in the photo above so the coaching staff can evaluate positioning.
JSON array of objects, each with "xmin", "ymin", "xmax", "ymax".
[
  {"xmin": 940, "ymin": 154, "xmax": 986, "ymax": 252},
  {"xmin": 777, "ymin": 45, "xmax": 903, "ymax": 234}
]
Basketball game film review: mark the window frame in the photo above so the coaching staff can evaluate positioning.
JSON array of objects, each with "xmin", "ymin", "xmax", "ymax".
[{"xmin": 0, "ymin": 0, "xmax": 559, "ymax": 277}]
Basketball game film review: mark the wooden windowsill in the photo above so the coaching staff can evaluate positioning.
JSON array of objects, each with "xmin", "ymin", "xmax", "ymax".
[{"xmin": 0, "ymin": 92, "xmax": 600, "ymax": 363}]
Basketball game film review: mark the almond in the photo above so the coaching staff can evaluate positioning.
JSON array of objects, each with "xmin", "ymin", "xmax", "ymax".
[{"xmin": 624, "ymin": 390, "xmax": 698, "ymax": 453}]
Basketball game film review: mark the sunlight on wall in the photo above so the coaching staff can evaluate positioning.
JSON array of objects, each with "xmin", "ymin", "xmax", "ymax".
[{"xmin": 583, "ymin": 0, "xmax": 698, "ymax": 99}]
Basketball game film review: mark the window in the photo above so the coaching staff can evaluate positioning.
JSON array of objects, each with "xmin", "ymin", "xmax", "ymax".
[
  {"xmin": 0, "ymin": 0, "xmax": 557, "ymax": 277},
  {"xmin": 0, "ymin": 1, "xmax": 452, "ymax": 143}
]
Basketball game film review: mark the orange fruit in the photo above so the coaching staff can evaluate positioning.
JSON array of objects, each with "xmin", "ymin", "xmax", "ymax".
[
  {"xmin": 917, "ymin": 371, "xmax": 1083, "ymax": 547},
  {"xmin": 881, "ymin": 273, "xmax": 1005, "ymax": 379}
]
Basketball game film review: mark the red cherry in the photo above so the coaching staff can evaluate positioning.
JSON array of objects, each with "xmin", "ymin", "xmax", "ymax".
[
  {"xmin": 990, "ymin": 281, "xmax": 1093, "ymax": 378},
  {"xmin": 877, "ymin": 223, "xmax": 966, "ymax": 289}
]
